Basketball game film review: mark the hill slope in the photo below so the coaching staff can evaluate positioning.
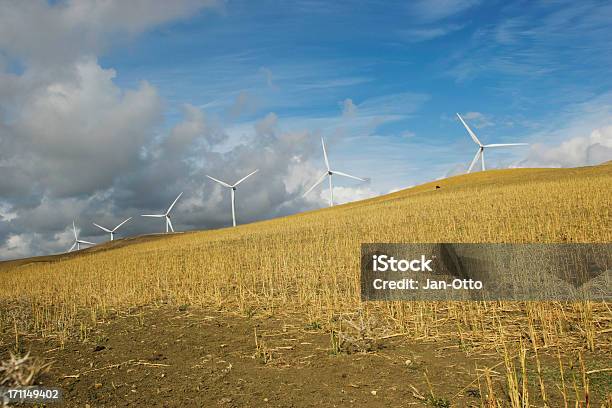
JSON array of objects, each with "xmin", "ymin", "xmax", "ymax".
[
  {"xmin": 0, "ymin": 163, "xmax": 610, "ymax": 340},
  {"xmin": 1, "ymin": 162, "xmax": 611, "ymax": 284},
  {"xmin": 1, "ymin": 163, "xmax": 611, "ymax": 407},
  {"xmin": 2, "ymin": 163, "xmax": 611, "ymax": 268}
]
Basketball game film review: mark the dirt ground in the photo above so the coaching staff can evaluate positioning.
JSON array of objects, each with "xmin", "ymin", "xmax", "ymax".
[{"xmin": 1, "ymin": 306, "xmax": 609, "ymax": 407}]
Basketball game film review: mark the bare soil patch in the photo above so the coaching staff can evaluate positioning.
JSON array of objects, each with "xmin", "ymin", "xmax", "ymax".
[{"xmin": 2, "ymin": 306, "xmax": 609, "ymax": 407}]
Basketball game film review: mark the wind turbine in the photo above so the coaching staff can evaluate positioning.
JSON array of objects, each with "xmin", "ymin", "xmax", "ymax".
[
  {"xmin": 303, "ymin": 136, "xmax": 366, "ymax": 207},
  {"xmin": 141, "ymin": 192, "xmax": 183, "ymax": 233},
  {"xmin": 68, "ymin": 221, "xmax": 95, "ymax": 252},
  {"xmin": 93, "ymin": 217, "xmax": 132, "ymax": 241},
  {"xmin": 457, "ymin": 113, "xmax": 528, "ymax": 173},
  {"xmin": 206, "ymin": 170, "xmax": 258, "ymax": 227}
]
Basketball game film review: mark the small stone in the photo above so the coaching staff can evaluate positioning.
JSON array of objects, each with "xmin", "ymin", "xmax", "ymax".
[
  {"xmin": 405, "ymin": 359, "xmax": 412, "ymax": 366},
  {"xmin": 94, "ymin": 383, "xmax": 102, "ymax": 389},
  {"xmin": 264, "ymin": 398, "xmax": 269, "ymax": 402},
  {"xmin": 371, "ymin": 390, "xmax": 377, "ymax": 396}
]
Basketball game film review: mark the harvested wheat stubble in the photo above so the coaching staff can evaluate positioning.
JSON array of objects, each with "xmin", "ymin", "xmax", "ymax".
[{"xmin": 0, "ymin": 163, "xmax": 611, "ymax": 406}]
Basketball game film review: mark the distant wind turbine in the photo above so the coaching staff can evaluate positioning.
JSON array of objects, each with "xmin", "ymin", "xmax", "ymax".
[
  {"xmin": 141, "ymin": 192, "xmax": 183, "ymax": 233},
  {"xmin": 93, "ymin": 217, "xmax": 132, "ymax": 241},
  {"xmin": 457, "ymin": 113, "xmax": 528, "ymax": 173},
  {"xmin": 68, "ymin": 221, "xmax": 95, "ymax": 252},
  {"xmin": 206, "ymin": 170, "xmax": 258, "ymax": 227},
  {"xmin": 303, "ymin": 136, "xmax": 366, "ymax": 207}
]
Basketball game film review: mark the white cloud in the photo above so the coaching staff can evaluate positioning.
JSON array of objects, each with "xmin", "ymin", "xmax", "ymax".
[
  {"xmin": 327, "ymin": 186, "xmax": 378, "ymax": 205},
  {"xmin": 0, "ymin": 203, "xmax": 17, "ymax": 222},
  {"xmin": 283, "ymin": 155, "xmax": 319, "ymax": 196},
  {"xmin": 7, "ymin": 58, "xmax": 163, "ymax": 197},
  {"xmin": 341, "ymin": 98, "xmax": 357, "ymax": 118},
  {"xmin": 0, "ymin": 0, "xmax": 220, "ymax": 66},
  {"xmin": 259, "ymin": 67, "xmax": 277, "ymax": 90},
  {"xmin": 521, "ymin": 125, "xmax": 612, "ymax": 168},
  {"xmin": 0, "ymin": 234, "xmax": 32, "ymax": 259},
  {"xmin": 227, "ymin": 91, "xmax": 257, "ymax": 119},
  {"xmin": 254, "ymin": 112, "xmax": 279, "ymax": 139},
  {"xmin": 460, "ymin": 111, "xmax": 494, "ymax": 128}
]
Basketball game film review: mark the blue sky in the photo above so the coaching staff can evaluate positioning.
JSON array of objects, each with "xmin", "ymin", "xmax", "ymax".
[
  {"xmin": 100, "ymin": 0, "xmax": 612, "ymax": 189},
  {"xmin": 0, "ymin": 0, "xmax": 611, "ymax": 258}
]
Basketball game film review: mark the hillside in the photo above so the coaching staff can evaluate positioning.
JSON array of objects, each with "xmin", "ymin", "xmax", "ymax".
[
  {"xmin": 1, "ymin": 163, "xmax": 611, "ymax": 407},
  {"xmin": 1, "ymin": 163, "xmax": 610, "ymax": 303}
]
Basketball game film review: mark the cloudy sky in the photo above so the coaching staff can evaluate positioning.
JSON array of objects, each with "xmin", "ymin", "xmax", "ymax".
[{"xmin": 1, "ymin": 0, "xmax": 611, "ymax": 259}]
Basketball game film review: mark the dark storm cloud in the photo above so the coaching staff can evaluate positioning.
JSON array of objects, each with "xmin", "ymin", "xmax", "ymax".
[{"xmin": 0, "ymin": 66, "xmax": 327, "ymax": 258}]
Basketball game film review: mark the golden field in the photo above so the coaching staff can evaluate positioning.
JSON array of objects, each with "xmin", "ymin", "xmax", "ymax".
[
  {"xmin": 0, "ymin": 163, "xmax": 611, "ymax": 341},
  {"xmin": 0, "ymin": 163, "xmax": 611, "ymax": 405}
]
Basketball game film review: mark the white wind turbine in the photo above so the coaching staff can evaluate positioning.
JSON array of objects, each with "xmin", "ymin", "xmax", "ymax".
[
  {"xmin": 68, "ymin": 221, "xmax": 95, "ymax": 252},
  {"xmin": 206, "ymin": 170, "xmax": 258, "ymax": 227},
  {"xmin": 303, "ymin": 136, "xmax": 366, "ymax": 207},
  {"xmin": 141, "ymin": 192, "xmax": 183, "ymax": 233},
  {"xmin": 93, "ymin": 217, "xmax": 132, "ymax": 241},
  {"xmin": 457, "ymin": 113, "xmax": 528, "ymax": 173}
]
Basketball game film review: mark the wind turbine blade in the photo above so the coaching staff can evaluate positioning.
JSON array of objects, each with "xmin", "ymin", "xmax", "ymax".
[
  {"xmin": 167, "ymin": 217, "xmax": 174, "ymax": 233},
  {"xmin": 303, "ymin": 172, "xmax": 328, "ymax": 197},
  {"xmin": 467, "ymin": 150, "xmax": 481, "ymax": 173},
  {"xmin": 69, "ymin": 242, "xmax": 77, "ymax": 252},
  {"xmin": 78, "ymin": 240, "xmax": 95, "ymax": 245},
  {"xmin": 206, "ymin": 175, "xmax": 232, "ymax": 188},
  {"xmin": 113, "ymin": 217, "xmax": 132, "ymax": 231},
  {"xmin": 333, "ymin": 171, "xmax": 366, "ymax": 182},
  {"xmin": 141, "ymin": 214, "xmax": 165, "ymax": 217},
  {"xmin": 93, "ymin": 223, "xmax": 112, "ymax": 233},
  {"xmin": 321, "ymin": 137, "xmax": 330, "ymax": 171},
  {"xmin": 166, "ymin": 192, "xmax": 183, "ymax": 214},
  {"xmin": 233, "ymin": 169, "xmax": 259, "ymax": 187},
  {"xmin": 456, "ymin": 113, "xmax": 482, "ymax": 146},
  {"xmin": 483, "ymin": 143, "xmax": 529, "ymax": 148},
  {"xmin": 72, "ymin": 221, "xmax": 78, "ymax": 240}
]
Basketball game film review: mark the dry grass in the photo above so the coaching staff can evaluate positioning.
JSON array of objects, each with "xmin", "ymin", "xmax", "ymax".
[
  {"xmin": 0, "ymin": 352, "xmax": 51, "ymax": 387},
  {"xmin": 0, "ymin": 163, "xmax": 611, "ymax": 405}
]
